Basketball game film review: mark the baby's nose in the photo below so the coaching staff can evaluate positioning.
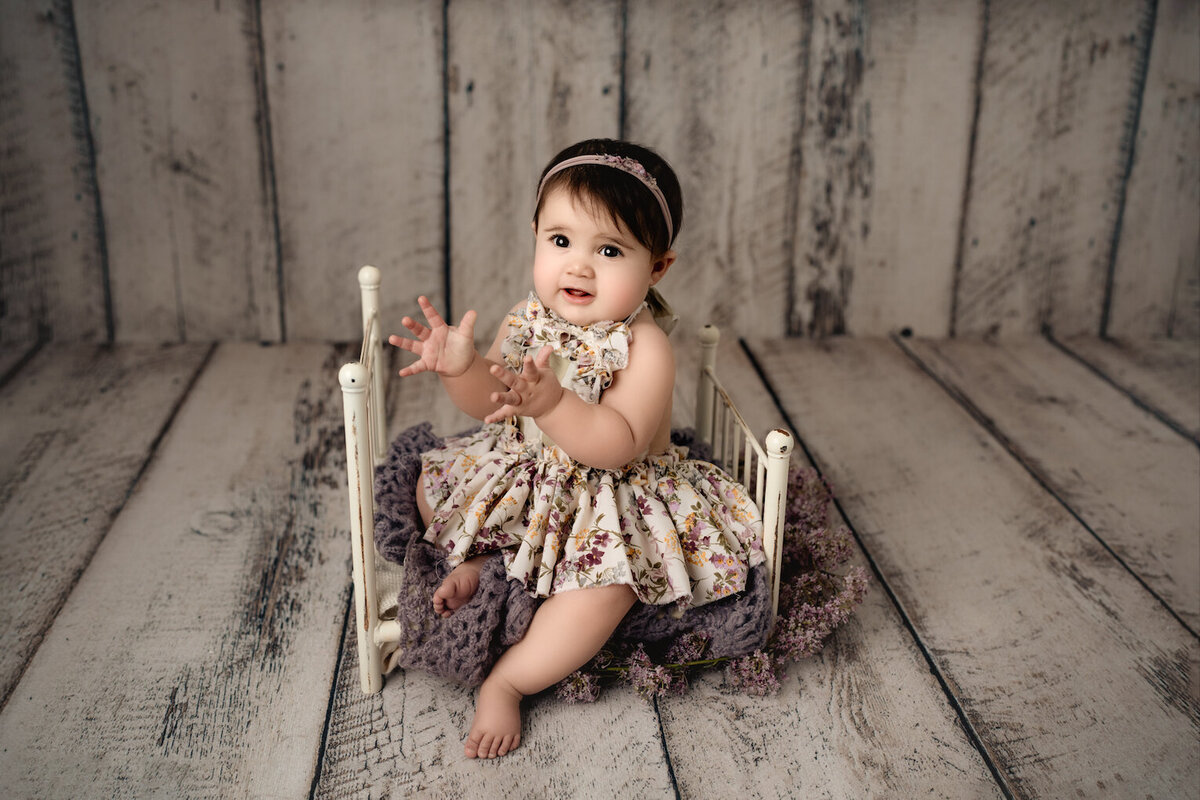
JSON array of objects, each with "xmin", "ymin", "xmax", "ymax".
[{"xmin": 566, "ymin": 258, "xmax": 594, "ymax": 276}]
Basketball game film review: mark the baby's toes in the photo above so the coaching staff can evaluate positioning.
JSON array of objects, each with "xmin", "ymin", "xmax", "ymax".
[{"xmin": 479, "ymin": 733, "xmax": 499, "ymax": 759}]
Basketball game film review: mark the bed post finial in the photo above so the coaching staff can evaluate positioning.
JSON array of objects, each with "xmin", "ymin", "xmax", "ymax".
[
  {"xmin": 696, "ymin": 325, "xmax": 720, "ymax": 446},
  {"xmin": 357, "ymin": 266, "xmax": 386, "ymax": 458}
]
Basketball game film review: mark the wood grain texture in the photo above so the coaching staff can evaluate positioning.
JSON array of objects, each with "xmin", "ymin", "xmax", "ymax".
[
  {"xmin": 1058, "ymin": 334, "xmax": 1200, "ymax": 442},
  {"xmin": 73, "ymin": 0, "xmax": 280, "ymax": 342},
  {"xmin": 447, "ymin": 0, "xmax": 621, "ymax": 344},
  {"xmin": 624, "ymin": 0, "xmax": 802, "ymax": 339},
  {"xmin": 1106, "ymin": 0, "xmax": 1200, "ymax": 340},
  {"xmin": 789, "ymin": 0, "xmax": 869, "ymax": 337},
  {"xmin": 748, "ymin": 336, "xmax": 1200, "ymax": 798},
  {"xmin": 263, "ymin": 0, "xmax": 445, "ymax": 342},
  {"xmin": 904, "ymin": 336, "xmax": 1200, "ymax": 630},
  {"xmin": 660, "ymin": 337, "xmax": 1004, "ymax": 798},
  {"xmin": 956, "ymin": 0, "xmax": 1154, "ymax": 336},
  {"xmin": 0, "ymin": 0, "xmax": 107, "ymax": 342},
  {"xmin": 848, "ymin": 0, "xmax": 982, "ymax": 336},
  {"xmin": 316, "ymin": 622, "xmax": 676, "ymax": 798},
  {"xmin": 314, "ymin": 347, "xmax": 675, "ymax": 796},
  {"xmin": 0, "ymin": 343, "xmax": 209, "ymax": 708},
  {"xmin": 0, "ymin": 343, "xmax": 350, "ymax": 797}
]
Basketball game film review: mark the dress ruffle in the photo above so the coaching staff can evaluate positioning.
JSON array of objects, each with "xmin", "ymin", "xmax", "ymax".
[
  {"xmin": 422, "ymin": 421, "xmax": 763, "ymax": 609},
  {"xmin": 501, "ymin": 293, "xmax": 644, "ymax": 404}
]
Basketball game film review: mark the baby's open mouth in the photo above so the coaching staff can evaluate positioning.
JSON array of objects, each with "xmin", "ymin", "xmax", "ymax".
[{"xmin": 563, "ymin": 288, "xmax": 592, "ymax": 299}]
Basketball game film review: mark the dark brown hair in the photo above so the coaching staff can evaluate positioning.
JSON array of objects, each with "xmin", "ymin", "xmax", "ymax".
[{"xmin": 533, "ymin": 139, "xmax": 683, "ymax": 257}]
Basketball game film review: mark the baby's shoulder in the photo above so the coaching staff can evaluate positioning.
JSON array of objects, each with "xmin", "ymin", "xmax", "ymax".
[{"xmin": 628, "ymin": 313, "xmax": 674, "ymax": 363}]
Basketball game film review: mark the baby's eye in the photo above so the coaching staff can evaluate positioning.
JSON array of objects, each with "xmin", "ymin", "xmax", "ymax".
[
  {"xmin": 551, "ymin": 234, "xmax": 570, "ymax": 248},
  {"xmin": 600, "ymin": 244, "xmax": 622, "ymax": 258}
]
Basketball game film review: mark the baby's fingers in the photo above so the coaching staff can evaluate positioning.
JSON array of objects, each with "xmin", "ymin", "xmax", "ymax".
[
  {"xmin": 397, "ymin": 361, "xmax": 430, "ymax": 378},
  {"xmin": 399, "ymin": 315, "xmax": 430, "ymax": 340},
  {"xmin": 484, "ymin": 403, "xmax": 521, "ymax": 424},
  {"xmin": 389, "ymin": 333, "xmax": 419, "ymax": 352},
  {"xmin": 532, "ymin": 345, "xmax": 554, "ymax": 370},
  {"xmin": 417, "ymin": 295, "xmax": 447, "ymax": 328},
  {"xmin": 456, "ymin": 309, "xmax": 477, "ymax": 340},
  {"xmin": 489, "ymin": 363, "xmax": 522, "ymax": 391}
]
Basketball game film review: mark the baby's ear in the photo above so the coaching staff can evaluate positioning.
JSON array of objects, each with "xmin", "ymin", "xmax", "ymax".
[{"xmin": 649, "ymin": 250, "xmax": 676, "ymax": 286}]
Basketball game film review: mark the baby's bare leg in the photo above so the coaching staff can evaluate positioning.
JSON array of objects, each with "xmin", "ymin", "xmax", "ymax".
[{"xmin": 465, "ymin": 583, "xmax": 636, "ymax": 759}]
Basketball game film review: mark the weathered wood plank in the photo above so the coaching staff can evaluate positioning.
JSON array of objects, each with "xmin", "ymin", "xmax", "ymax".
[
  {"xmin": 263, "ymin": 0, "xmax": 445, "ymax": 342},
  {"xmin": 787, "ymin": 0, "xmax": 867, "ymax": 337},
  {"xmin": 846, "ymin": 0, "xmax": 982, "ymax": 336},
  {"xmin": 447, "ymin": 0, "xmax": 621, "ymax": 342},
  {"xmin": 73, "ymin": 1, "xmax": 279, "ymax": 342},
  {"xmin": 956, "ymin": 0, "xmax": 1154, "ymax": 336},
  {"xmin": 659, "ymin": 337, "xmax": 1004, "ymax": 798},
  {"xmin": 1057, "ymin": 334, "xmax": 1200, "ymax": 442},
  {"xmin": 0, "ymin": 0, "xmax": 107, "ymax": 342},
  {"xmin": 0, "ymin": 342, "xmax": 40, "ymax": 388},
  {"xmin": 748, "ymin": 336, "xmax": 1200, "ymax": 797},
  {"xmin": 317, "ymin": 619, "xmax": 676, "ymax": 798},
  {"xmin": 624, "ymin": 0, "xmax": 802, "ymax": 339},
  {"xmin": 0, "ymin": 343, "xmax": 350, "ymax": 796},
  {"xmin": 0, "ymin": 343, "xmax": 209, "ymax": 708},
  {"xmin": 903, "ymin": 335, "xmax": 1200, "ymax": 630},
  {"xmin": 1106, "ymin": 0, "xmax": 1200, "ymax": 340},
  {"xmin": 314, "ymin": 347, "xmax": 675, "ymax": 795}
]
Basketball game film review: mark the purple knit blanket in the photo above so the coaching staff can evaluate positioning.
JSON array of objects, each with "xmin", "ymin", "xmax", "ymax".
[{"xmin": 374, "ymin": 422, "xmax": 771, "ymax": 687}]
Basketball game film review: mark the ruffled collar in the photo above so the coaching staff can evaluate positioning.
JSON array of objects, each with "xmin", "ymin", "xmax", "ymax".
[{"xmin": 501, "ymin": 293, "xmax": 645, "ymax": 404}]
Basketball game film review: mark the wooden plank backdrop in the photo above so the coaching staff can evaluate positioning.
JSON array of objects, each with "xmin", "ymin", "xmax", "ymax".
[
  {"xmin": 1, "ymin": 0, "xmax": 1198, "ymax": 343},
  {"xmin": 262, "ymin": 0, "xmax": 446, "ymax": 342},
  {"xmin": 71, "ymin": 0, "xmax": 281, "ymax": 342},
  {"xmin": 0, "ymin": 0, "xmax": 108, "ymax": 342},
  {"xmin": 1106, "ymin": 0, "xmax": 1200, "ymax": 340},
  {"xmin": 955, "ymin": 0, "xmax": 1156, "ymax": 337}
]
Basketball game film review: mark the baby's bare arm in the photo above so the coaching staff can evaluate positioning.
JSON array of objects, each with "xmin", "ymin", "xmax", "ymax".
[
  {"xmin": 528, "ymin": 319, "xmax": 674, "ymax": 469},
  {"xmin": 389, "ymin": 296, "xmax": 511, "ymax": 420}
]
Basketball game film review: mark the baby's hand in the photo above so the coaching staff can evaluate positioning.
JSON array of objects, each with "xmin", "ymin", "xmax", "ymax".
[
  {"xmin": 484, "ymin": 346, "xmax": 564, "ymax": 423},
  {"xmin": 389, "ymin": 296, "xmax": 477, "ymax": 378}
]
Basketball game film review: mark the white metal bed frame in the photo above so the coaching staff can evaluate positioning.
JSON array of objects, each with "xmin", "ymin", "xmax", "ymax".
[{"xmin": 339, "ymin": 265, "xmax": 793, "ymax": 694}]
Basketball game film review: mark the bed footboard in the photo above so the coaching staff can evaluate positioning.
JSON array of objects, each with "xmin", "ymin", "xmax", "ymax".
[
  {"xmin": 339, "ymin": 266, "xmax": 387, "ymax": 694},
  {"xmin": 695, "ymin": 325, "xmax": 794, "ymax": 632}
]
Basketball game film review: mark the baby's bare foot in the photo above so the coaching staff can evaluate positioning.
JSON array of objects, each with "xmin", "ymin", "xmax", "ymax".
[
  {"xmin": 432, "ymin": 557, "xmax": 484, "ymax": 617},
  {"xmin": 464, "ymin": 677, "xmax": 522, "ymax": 759}
]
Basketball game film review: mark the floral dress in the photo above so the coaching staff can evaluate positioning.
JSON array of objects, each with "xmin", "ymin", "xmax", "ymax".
[{"xmin": 421, "ymin": 293, "xmax": 763, "ymax": 610}]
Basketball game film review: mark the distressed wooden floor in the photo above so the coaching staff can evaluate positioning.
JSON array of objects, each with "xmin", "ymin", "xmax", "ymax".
[{"xmin": 0, "ymin": 334, "xmax": 1196, "ymax": 799}]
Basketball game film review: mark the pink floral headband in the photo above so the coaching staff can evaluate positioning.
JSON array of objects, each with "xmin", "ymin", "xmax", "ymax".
[{"xmin": 536, "ymin": 154, "xmax": 674, "ymax": 244}]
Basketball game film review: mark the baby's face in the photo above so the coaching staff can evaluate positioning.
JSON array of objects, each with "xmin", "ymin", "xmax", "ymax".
[{"xmin": 531, "ymin": 188, "xmax": 668, "ymax": 326}]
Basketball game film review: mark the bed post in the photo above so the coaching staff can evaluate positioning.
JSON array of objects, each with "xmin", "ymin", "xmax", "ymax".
[
  {"xmin": 763, "ymin": 428, "xmax": 793, "ymax": 633},
  {"xmin": 358, "ymin": 266, "xmax": 386, "ymax": 459},
  {"xmin": 339, "ymin": 362, "xmax": 384, "ymax": 693},
  {"xmin": 696, "ymin": 325, "xmax": 720, "ymax": 447}
]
